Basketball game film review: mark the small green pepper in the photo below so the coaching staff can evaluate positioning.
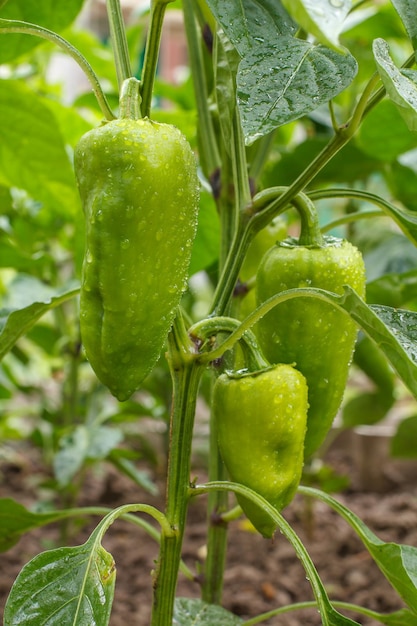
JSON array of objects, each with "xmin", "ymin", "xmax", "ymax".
[
  {"xmin": 256, "ymin": 236, "xmax": 366, "ymax": 457},
  {"xmin": 75, "ymin": 84, "xmax": 199, "ymax": 401},
  {"xmin": 213, "ymin": 364, "xmax": 308, "ymax": 538}
]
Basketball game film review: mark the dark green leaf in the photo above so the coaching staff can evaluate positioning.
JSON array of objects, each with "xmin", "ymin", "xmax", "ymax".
[
  {"xmin": 373, "ymin": 38, "xmax": 417, "ymax": 132},
  {"xmin": 173, "ymin": 598, "xmax": 244, "ymax": 625},
  {"xmin": 0, "ymin": 0, "xmax": 84, "ymax": 62},
  {"xmin": 366, "ymin": 270, "xmax": 417, "ymax": 308},
  {"xmin": 3, "ymin": 535, "xmax": 115, "ymax": 625},
  {"xmin": 237, "ymin": 39, "xmax": 357, "ymax": 143},
  {"xmin": 262, "ymin": 139, "xmax": 381, "ymax": 188},
  {"xmin": 391, "ymin": 0, "xmax": 417, "ymax": 49},
  {"xmin": 342, "ymin": 392, "xmax": 394, "ymax": 427},
  {"xmin": 281, "ymin": 0, "xmax": 352, "ymax": 51},
  {"xmin": 356, "ymin": 99, "xmax": 416, "ymax": 162},
  {"xmin": 204, "ymin": 0, "xmax": 296, "ymax": 56},
  {"xmin": 0, "ymin": 80, "xmax": 80, "ymax": 216},
  {"xmin": 391, "ymin": 415, "xmax": 417, "ymax": 458},
  {"xmin": 363, "ymin": 233, "xmax": 417, "ymax": 283},
  {"xmin": 0, "ymin": 274, "xmax": 79, "ymax": 360}
]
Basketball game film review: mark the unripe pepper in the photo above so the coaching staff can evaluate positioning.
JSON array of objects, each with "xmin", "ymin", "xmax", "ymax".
[
  {"xmin": 256, "ymin": 235, "xmax": 366, "ymax": 458},
  {"xmin": 75, "ymin": 79, "xmax": 199, "ymax": 401},
  {"xmin": 213, "ymin": 365, "xmax": 308, "ymax": 538}
]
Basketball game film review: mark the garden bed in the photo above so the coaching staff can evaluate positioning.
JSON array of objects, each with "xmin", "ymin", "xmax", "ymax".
[{"xmin": 1, "ymin": 442, "xmax": 416, "ymax": 626}]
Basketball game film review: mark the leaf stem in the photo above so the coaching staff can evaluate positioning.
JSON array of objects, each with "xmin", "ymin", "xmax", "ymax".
[
  {"xmin": 106, "ymin": 0, "xmax": 132, "ymax": 88},
  {"xmin": 183, "ymin": 0, "xmax": 221, "ymax": 180},
  {"xmin": 191, "ymin": 481, "xmax": 360, "ymax": 626},
  {"xmin": 0, "ymin": 19, "xmax": 115, "ymax": 120}
]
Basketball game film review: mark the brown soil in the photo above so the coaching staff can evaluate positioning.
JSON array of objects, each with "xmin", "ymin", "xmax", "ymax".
[{"xmin": 1, "ymin": 438, "xmax": 417, "ymax": 626}]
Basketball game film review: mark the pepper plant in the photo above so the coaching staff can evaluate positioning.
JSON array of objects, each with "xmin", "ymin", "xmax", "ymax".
[{"xmin": 1, "ymin": 1, "xmax": 417, "ymax": 625}]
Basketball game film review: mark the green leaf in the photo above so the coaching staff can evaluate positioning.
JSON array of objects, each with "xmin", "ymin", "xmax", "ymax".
[
  {"xmin": 366, "ymin": 270, "xmax": 417, "ymax": 308},
  {"xmin": 342, "ymin": 391, "xmax": 394, "ymax": 428},
  {"xmin": 298, "ymin": 286, "xmax": 417, "ymax": 397},
  {"xmin": 391, "ymin": 415, "xmax": 417, "ymax": 458},
  {"xmin": 390, "ymin": 0, "xmax": 417, "ymax": 49},
  {"xmin": 0, "ymin": 80, "xmax": 80, "ymax": 216},
  {"xmin": 0, "ymin": 0, "xmax": 84, "ymax": 62},
  {"xmin": 373, "ymin": 38, "xmax": 417, "ymax": 132},
  {"xmin": 262, "ymin": 139, "xmax": 380, "ymax": 188},
  {"xmin": 280, "ymin": 0, "xmax": 352, "ymax": 52},
  {"xmin": 54, "ymin": 425, "xmax": 124, "ymax": 487},
  {"xmin": 0, "ymin": 498, "xmax": 72, "ymax": 551},
  {"xmin": 173, "ymin": 598, "xmax": 244, "ymax": 625},
  {"xmin": 237, "ymin": 39, "xmax": 357, "ymax": 143},
  {"xmin": 0, "ymin": 274, "xmax": 79, "ymax": 360},
  {"xmin": 356, "ymin": 99, "xmax": 416, "ymax": 162},
  {"xmin": 301, "ymin": 487, "xmax": 417, "ymax": 616},
  {"xmin": 204, "ymin": 0, "xmax": 297, "ymax": 56},
  {"xmin": 378, "ymin": 609, "xmax": 417, "ymax": 626},
  {"xmin": 3, "ymin": 532, "xmax": 115, "ymax": 625}
]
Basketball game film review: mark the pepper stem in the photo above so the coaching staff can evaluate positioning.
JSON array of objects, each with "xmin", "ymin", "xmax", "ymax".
[
  {"xmin": 119, "ymin": 77, "xmax": 142, "ymax": 120},
  {"xmin": 293, "ymin": 193, "xmax": 324, "ymax": 247}
]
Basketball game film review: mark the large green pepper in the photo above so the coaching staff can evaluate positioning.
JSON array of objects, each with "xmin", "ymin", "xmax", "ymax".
[
  {"xmin": 75, "ymin": 104, "xmax": 199, "ymax": 401},
  {"xmin": 256, "ymin": 236, "xmax": 366, "ymax": 457},
  {"xmin": 213, "ymin": 364, "xmax": 308, "ymax": 538}
]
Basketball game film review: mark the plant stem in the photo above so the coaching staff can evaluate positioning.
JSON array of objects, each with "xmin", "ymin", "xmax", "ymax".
[
  {"xmin": 0, "ymin": 19, "xmax": 114, "ymax": 120},
  {"xmin": 106, "ymin": 0, "xmax": 132, "ymax": 88},
  {"xmin": 183, "ymin": 0, "xmax": 220, "ymax": 181},
  {"xmin": 140, "ymin": 0, "xmax": 175, "ymax": 118},
  {"xmin": 151, "ymin": 314, "xmax": 204, "ymax": 626}
]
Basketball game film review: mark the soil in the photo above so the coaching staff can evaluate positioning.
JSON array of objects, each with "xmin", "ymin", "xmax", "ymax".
[{"xmin": 1, "ymin": 434, "xmax": 417, "ymax": 626}]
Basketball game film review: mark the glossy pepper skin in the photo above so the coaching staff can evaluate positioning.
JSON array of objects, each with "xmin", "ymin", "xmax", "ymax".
[
  {"xmin": 256, "ymin": 236, "xmax": 366, "ymax": 458},
  {"xmin": 75, "ymin": 118, "xmax": 199, "ymax": 401},
  {"xmin": 213, "ymin": 365, "xmax": 308, "ymax": 538}
]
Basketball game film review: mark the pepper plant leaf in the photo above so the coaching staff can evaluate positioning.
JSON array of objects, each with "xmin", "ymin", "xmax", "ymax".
[
  {"xmin": 373, "ymin": 38, "xmax": 417, "ymax": 132},
  {"xmin": 205, "ymin": 0, "xmax": 357, "ymax": 143},
  {"xmin": 336, "ymin": 287, "xmax": 417, "ymax": 398},
  {"xmin": 237, "ymin": 39, "xmax": 358, "ymax": 143},
  {"xmin": 280, "ymin": 0, "xmax": 352, "ymax": 52},
  {"xmin": 391, "ymin": 415, "xmax": 417, "ymax": 459},
  {"xmin": 0, "ymin": 0, "xmax": 84, "ymax": 62},
  {"xmin": 3, "ymin": 530, "xmax": 116, "ymax": 625},
  {"xmin": 390, "ymin": 0, "xmax": 417, "ymax": 50},
  {"xmin": 204, "ymin": 0, "xmax": 297, "ymax": 56},
  {"xmin": 0, "ymin": 80, "xmax": 81, "ymax": 216},
  {"xmin": 53, "ymin": 425, "xmax": 124, "ymax": 487},
  {"xmin": 0, "ymin": 498, "xmax": 77, "ymax": 552},
  {"xmin": 173, "ymin": 598, "xmax": 244, "ymax": 625},
  {"xmin": 0, "ymin": 274, "xmax": 79, "ymax": 360},
  {"xmin": 300, "ymin": 487, "xmax": 417, "ymax": 616}
]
